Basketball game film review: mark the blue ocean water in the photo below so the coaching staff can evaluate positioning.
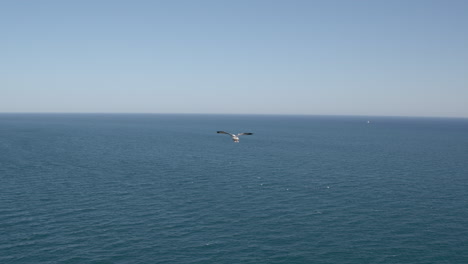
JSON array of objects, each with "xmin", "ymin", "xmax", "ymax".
[{"xmin": 1, "ymin": 113, "xmax": 467, "ymax": 264}]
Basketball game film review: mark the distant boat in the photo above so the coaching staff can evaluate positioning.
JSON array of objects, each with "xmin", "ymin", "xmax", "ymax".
[
  {"xmin": 367, "ymin": 120, "xmax": 371, "ymax": 124},
  {"xmin": 217, "ymin": 131, "xmax": 253, "ymax": 143}
]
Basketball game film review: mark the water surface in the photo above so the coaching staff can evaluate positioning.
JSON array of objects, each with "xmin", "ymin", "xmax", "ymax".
[{"xmin": 1, "ymin": 114, "xmax": 467, "ymax": 263}]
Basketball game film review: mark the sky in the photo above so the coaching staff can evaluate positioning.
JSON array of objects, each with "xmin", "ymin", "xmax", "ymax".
[{"xmin": 1, "ymin": 0, "xmax": 467, "ymax": 117}]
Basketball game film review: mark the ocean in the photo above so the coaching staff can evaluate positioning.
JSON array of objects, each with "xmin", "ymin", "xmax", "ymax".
[{"xmin": 1, "ymin": 113, "xmax": 467, "ymax": 263}]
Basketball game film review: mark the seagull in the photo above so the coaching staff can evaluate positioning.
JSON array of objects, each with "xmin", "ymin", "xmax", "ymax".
[{"xmin": 217, "ymin": 131, "xmax": 253, "ymax": 143}]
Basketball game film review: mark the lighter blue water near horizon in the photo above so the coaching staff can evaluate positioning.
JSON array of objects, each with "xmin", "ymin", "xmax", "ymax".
[{"xmin": 1, "ymin": 114, "xmax": 467, "ymax": 263}]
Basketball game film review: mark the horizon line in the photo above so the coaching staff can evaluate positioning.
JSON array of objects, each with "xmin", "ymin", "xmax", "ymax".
[{"xmin": 0, "ymin": 112, "xmax": 467, "ymax": 120}]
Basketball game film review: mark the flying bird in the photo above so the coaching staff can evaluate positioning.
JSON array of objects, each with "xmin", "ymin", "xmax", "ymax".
[{"xmin": 217, "ymin": 131, "xmax": 253, "ymax": 142}]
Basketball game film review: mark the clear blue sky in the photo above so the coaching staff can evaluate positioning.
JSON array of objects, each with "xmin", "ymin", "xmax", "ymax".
[{"xmin": 1, "ymin": 0, "xmax": 467, "ymax": 117}]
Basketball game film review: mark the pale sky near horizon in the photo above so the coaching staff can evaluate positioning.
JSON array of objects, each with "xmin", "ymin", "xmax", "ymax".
[{"xmin": 1, "ymin": 0, "xmax": 467, "ymax": 117}]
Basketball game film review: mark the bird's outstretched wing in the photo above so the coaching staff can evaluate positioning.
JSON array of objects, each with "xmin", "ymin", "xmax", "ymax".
[
  {"xmin": 237, "ymin": 133, "xmax": 253, "ymax": 136},
  {"xmin": 217, "ymin": 131, "xmax": 234, "ymax": 136}
]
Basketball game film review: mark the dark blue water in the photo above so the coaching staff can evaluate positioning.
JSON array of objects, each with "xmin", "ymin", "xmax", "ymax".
[{"xmin": 1, "ymin": 114, "xmax": 467, "ymax": 263}]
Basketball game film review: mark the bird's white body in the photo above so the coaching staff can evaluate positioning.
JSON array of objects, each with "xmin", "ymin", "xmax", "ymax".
[{"xmin": 217, "ymin": 131, "xmax": 253, "ymax": 142}]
